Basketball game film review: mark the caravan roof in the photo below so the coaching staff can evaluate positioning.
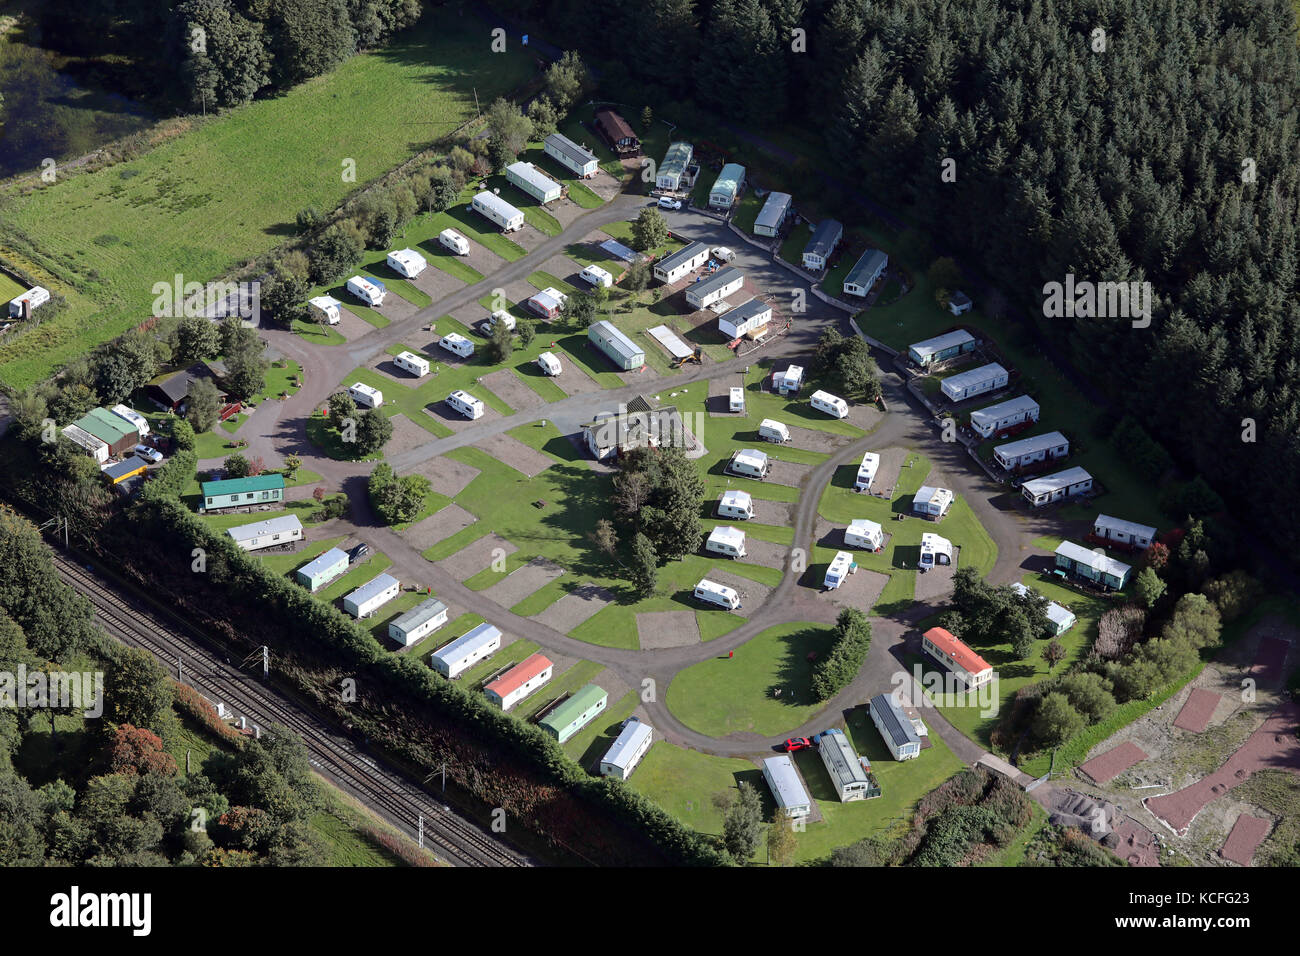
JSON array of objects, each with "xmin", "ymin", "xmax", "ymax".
[
  {"xmin": 1056, "ymin": 541, "xmax": 1131, "ymax": 579},
  {"xmin": 544, "ymin": 132, "xmax": 596, "ymax": 167},
  {"xmin": 910, "ymin": 329, "xmax": 975, "ymax": 360},
  {"xmin": 995, "ymin": 431, "xmax": 1069, "ymax": 460},
  {"xmin": 604, "ymin": 719, "xmax": 653, "ymax": 771},
  {"xmin": 870, "ymin": 693, "xmax": 922, "ymax": 749},
  {"xmin": 1010, "ymin": 583, "xmax": 1076, "ymax": 632},
  {"xmin": 347, "ymin": 573, "xmax": 398, "ymax": 607},
  {"xmin": 1022, "ymin": 466, "xmax": 1093, "ymax": 497},
  {"xmin": 733, "ymin": 448, "xmax": 768, "ymax": 469},
  {"xmin": 391, "ymin": 598, "xmax": 448, "ymax": 633},
  {"xmin": 763, "ymin": 755, "xmax": 810, "ymax": 812},
  {"xmin": 720, "ymin": 489, "xmax": 752, "ymax": 511},
  {"xmin": 943, "ymin": 362, "xmax": 1008, "ymax": 394},
  {"xmin": 228, "ymin": 514, "xmax": 303, "ymax": 545},
  {"xmin": 754, "ymin": 192, "xmax": 792, "ymax": 231},
  {"xmin": 485, "ymin": 652, "xmax": 552, "ymax": 698},
  {"xmin": 707, "ymin": 525, "xmax": 745, "ymax": 549},
  {"xmin": 1094, "ymin": 514, "xmax": 1158, "ymax": 540},
  {"xmin": 970, "ymin": 394, "xmax": 1039, "ymax": 426},
  {"xmin": 297, "ymin": 546, "xmax": 348, "ymax": 578}
]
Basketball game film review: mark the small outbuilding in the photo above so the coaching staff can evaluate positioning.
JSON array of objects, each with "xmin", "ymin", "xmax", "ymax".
[
  {"xmin": 595, "ymin": 108, "xmax": 639, "ymax": 155},
  {"xmin": 101, "ymin": 458, "xmax": 146, "ymax": 485},
  {"xmin": 949, "ymin": 291, "xmax": 973, "ymax": 316}
]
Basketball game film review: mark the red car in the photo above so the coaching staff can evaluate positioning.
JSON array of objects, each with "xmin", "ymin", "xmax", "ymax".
[{"xmin": 782, "ymin": 737, "xmax": 812, "ymax": 753}]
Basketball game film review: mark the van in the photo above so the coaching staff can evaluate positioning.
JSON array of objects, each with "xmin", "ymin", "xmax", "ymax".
[
  {"xmin": 758, "ymin": 419, "xmax": 790, "ymax": 443},
  {"xmin": 810, "ymin": 389, "xmax": 849, "ymax": 419},
  {"xmin": 712, "ymin": 246, "xmax": 736, "ymax": 263},
  {"xmin": 348, "ymin": 382, "xmax": 383, "ymax": 409},
  {"xmin": 705, "ymin": 526, "xmax": 746, "ymax": 559},
  {"xmin": 717, "ymin": 489, "xmax": 754, "ymax": 520},
  {"xmin": 580, "ymin": 265, "xmax": 613, "ymax": 288},
  {"xmin": 438, "ymin": 333, "xmax": 475, "ymax": 359},
  {"xmin": 536, "ymin": 351, "xmax": 562, "ymax": 376},
  {"xmin": 346, "ymin": 275, "xmax": 386, "ymax": 307},
  {"xmin": 694, "ymin": 579, "xmax": 741, "ymax": 610},
  {"xmin": 824, "ymin": 551, "xmax": 855, "ymax": 590},
  {"xmin": 854, "ymin": 452, "xmax": 880, "ymax": 492},
  {"xmin": 446, "ymin": 390, "xmax": 484, "ymax": 420},
  {"xmin": 438, "ymin": 228, "xmax": 470, "ymax": 256},
  {"xmin": 487, "ymin": 310, "xmax": 516, "ymax": 333},
  {"xmin": 728, "ymin": 448, "xmax": 769, "ymax": 479},
  {"xmin": 729, "ymin": 387, "xmax": 745, "ymax": 414}
]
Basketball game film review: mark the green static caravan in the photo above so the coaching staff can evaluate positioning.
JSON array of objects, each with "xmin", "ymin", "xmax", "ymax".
[
  {"xmin": 1054, "ymin": 540, "xmax": 1131, "ymax": 591},
  {"xmin": 201, "ymin": 473, "xmax": 286, "ymax": 511},
  {"xmin": 295, "ymin": 547, "xmax": 350, "ymax": 592},
  {"xmin": 539, "ymin": 683, "xmax": 608, "ymax": 744},
  {"xmin": 708, "ymin": 163, "xmax": 746, "ymax": 210}
]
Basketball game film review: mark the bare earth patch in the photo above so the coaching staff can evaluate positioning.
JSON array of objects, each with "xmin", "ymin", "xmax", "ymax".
[
  {"xmin": 531, "ymin": 582, "xmax": 616, "ymax": 633},
  {"xmin": 765, "ymin": 459, "xmax": 815, "ymax": 489},
  {"xmin": 473, "ymin": 432, "xmax": 555, "ymax": 477},
  {"xmin": 480, "ymin": 558, "xmax": 564, "ymax": 608},
  {"xmin": 913, "ymin": 552, "xmax": 960, "ymax": 603},
  {"xmin": 403, "ymin": 504, "xmax": 477, "ymax": 551},
  {"xmin": 1173, "ymin": 688, "xmax": 1225, "ymax": 733},
  {"xmin": 437, "ymin": 532, "xmax": 518, "ymax": 581},
  {"xmin": 1219, "ymin": 814, "xmax": 1271, "ymax": 866},
  {"xmin": 385, "ymin": 414, "xmax": 436, "ymax": 456},
  {"xmin": 411, "ymin": 456, "xmax": 481, "ymax": 498},
  {"xmin": 637, "ymin": 610, "xmax": 702, "ymax": 649},
  {"xmin": 784, "ymin": 424, "xmax": 849, "ymax": 454},
  {"xmin": 550, "ymin": 361, "xmax": 604, "ymax": 396},
  {"xmin": 481, "ymin": 369, "xmax": 545, "ymax": 412},
  {"xmin": 375, "ymin": 295, "xmax": 417, "ymax": 323}
]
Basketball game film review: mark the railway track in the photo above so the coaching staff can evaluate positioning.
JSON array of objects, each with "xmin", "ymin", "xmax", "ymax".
[{"xmin": 51, "ymin": 551, "xmax": 533, "ymax": 868}]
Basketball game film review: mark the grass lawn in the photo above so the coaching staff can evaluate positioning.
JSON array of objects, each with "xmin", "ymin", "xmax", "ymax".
[
  {"xmin": 628, "ymin": 742, "xmax": 760, "ymax": 841},
  {"xmin": 0, "ymin": 272, "xmax": 27, "ymax": 303},
  {"xmin": 730, "ymin": 190, "xmax": 764, "ymax": 234},
  {"xmin": 292, "ymin": 316, "xmax": 348, "ymax": 346},
  {"xmin": 665, "ymin": 622, "xmax": 840, "ymax": 737},
  {"xmin": 0, "ymin": 13, "xmax": 536, "ymax": 388},
  {"xmin": 779, "ymin": 222, "xmax": 812, "ymax": 266}
]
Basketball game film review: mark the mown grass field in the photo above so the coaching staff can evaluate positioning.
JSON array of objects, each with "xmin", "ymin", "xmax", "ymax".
[{"xmin": 0, "ymin": 13, "xmax": 536, "ymax": 387}]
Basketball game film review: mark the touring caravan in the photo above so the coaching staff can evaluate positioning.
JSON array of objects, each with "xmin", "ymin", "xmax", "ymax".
[
  {"xmin": 580, "ymin": 265, "xmax": 613, "ymax": 288},
  {"xmin": 438, "ymin": 228, "xmax": 471, "ymax": 255},
  {"xmin": 758, "ymin": 419, "xmax": 790, "ymax": 443},
  {"xmin": 773, "ymin": 365, "xmax": 804, "ymax": 395},
  {"xmin": 810, "ymin": 390, "xmax": 849, "ymax": 419},
  {"xmin": 717, "ymin": 489, "xmax": 754, "ymax": 520},
  {"xmin": 844, "ymin": 519, "xmax": 884, "ymax": 551},
  {"xmin": 918, "ymin": 532, "xmax": 954, "ymax": 569},
  {"xmin": 487, "ymin": 310, "xmax": 516, "ymax": 333},
  {"xmin": 438, "ymin": 332, "xmax": 475, "ymax": 359},
  {"xmin": 854, "ymin": 452, "xmax": 881, "ymax": 492},
  {"xmin": 308, "ymin": 295, "xmax": 342, "ymax": 325},
  {"xmin": 446, "ymin": 390, "xmax": 485, "ymax": 420},
  {"xmin": 393, "ymin": 351, "xmax": 430, "ymax": 378},
  {"xmin": 7, "ymin": 285, "xmax": 50, "ymax": 319},
  {"xmin": 912, "ymin": 485, "xmax": 954, "ymax": 519},
  {"xmin": 729, "ymin": 387, "xmax": 745, "ymax": 413},
  {"xmin": 728, "ymin": 448, "xmax": 770, "ymax": 479},
  {"xmin": 694, "ymin": 579, "xmax": 741, "ymax": 610},
  {"xmin": 347, "ymin": 382, "xmax": 383, "ymax": 408},
  {"xmin": 386, "ymin": 248, "xmax": 427, "ymax": 279},
  {"xmin": 705, "ymin": 526, "xmax": 746, "ymax": 559},
  {"xmin": 824, "ymin": 551, "xmax": 855, "ymax": 589},
  {"xmin": 536, "ymin": 351, "xmax": 562, "ymax": 376},
  {"xmin": 346, "ymin": 275, "xmax": 386, "ymax": 307}
]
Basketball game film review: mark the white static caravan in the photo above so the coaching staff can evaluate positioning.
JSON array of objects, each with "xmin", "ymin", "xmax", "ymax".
[
  {"xmin": 1093, "ymin": 514, "xmax": 1157, "ymax": 551},
  {"xmin": 763, "ymin": 755, "xmax": 812, "ymax": 819},
  {"xmin": 7, "ymin": 285, "xmax": 50, "ymax": 319},
  {"xmin": 912, "ymin": 486, "xmax": 954, "ymax": 519},
  {"xmin": 386, "ymin": 248, "xmax": 427, "ymax": 279},
  {"xmin": 918, "ymin": 532, "xmax": 954, "ymax": 569},
  {"xmin": 62, "ymin": 425, "xmax": 109, "ymax": 462},
  {"xmin": 600, "ymin": 719, "xmax": 654, "ymax": 781},
  {"xmin": 656, "ymin": 141, "xmax": 694, "ymax": 191},
  {"xmin": 445, "ymin": 389, "xmax": 485, "ymax": 420},
  {"xmin": 226, "ymin": 514, "xmax": 304, "ymax": 552},
  {"xmin": 869, "ymin": 694, "xmax": 922, "ymax": 761},
  {"xmin": 758, "ymin": 419, "xmax": 790, "ymax": 444},
  {"xmin": 484, "ymin": 653, "xmax": 554, "ymax": 711},
  {"xmin": 348, "ymin": 382, "xmax": 383, "ymax": 408},
  {"xmin": 1010, "ymin": 583, "xmax": 1077, "ymax": 637},
  {"xmin": 993, "ymin": 431, "xmax": 1070, "ymax": 472},
  {"xmin": 854, "ymin": 452, "xmax": 881, "ymax": 492},
  {"xmin": 110, "ymin": 404, "xmax": 150, "ymax": 438},
  {"xmin": 580, "ymin": 264, "xmax": 613, "ymax": 288},
  {"xmin": 543, "ymin": 132, "xmax": 599, "ymax": 178},
  {"xmin": 393, "ymin": 351, "xmax": 430, "ymax": 378},
  {"xmin": 824, "ymin": 550, "xmax": 855, "ymax": 590},
  {"xmin": 717, "ymin": 489, "xmax": 755, "ymax": 520},
  {"xmin": 308, "ymin": 295, "xmax": 342, "ymax": 325},
  {"xmin": 346, "ymin": 275, "xmax": 386, "ymax": 307},
  {"xmin": 438, "ymin": 228, "xmax": 471, "ymax": 255},
  {"xmin": 845, "ymin": 519, "xmax": 885, "ymax": 551},
  {"xmin": 653, "ymin": 242, "xmax": 712, "ymax": 285},
  {"xmin": 705, "ymin": 525, "xmax": 747, "ymax": 559},
  {"xmin": 727, "ymin": 448, "xmax": 770, "ymax": 479},
  {"xmin": 817, "ymin": 728, "xmax": 876, "ymax": 801},
  {"xmin": 810, "ymin": 390, "xmax": 849, "ymax": 420},
  {"xmin": 505, "ymin": 161, "xmax": 562, "ymax": 204},
  {"xmin": 729, "ymin": 387, "xmax": 745, "ymax": 413},
  {"xmin": 387, "ymin": 598, "xmax": 449, "ymax": 647},
  {"xmin": 969, "ymin": 394, "xmax": 1040, "ymax": 438},
  {"xmin": 685, "ymin": 266, "xmax": 745, "ymax": 310},
  {"xmin": 940, "ymin": 362, "xmax": 1009, "ymax": 402},
  {"xmin": 1021, "ymin": 466, "xmax": 1094, "ymax": 508},
  {"xmin": 717, "ymin": 298, "xmax": 772, "ymax": 340},
  {"xmin": 438, "ymin": 332, "xmax": 475, "ymax": 359},
  {"xmin": 471, "ymin": 190, "xmax": 525, "ymax": 231},
  {"xmin": 342, "ymin": 573, "xmax": 400, "ymax": 619},
  {"xmin": 536, "ymin": 351, "xmax": 562, "ymax": 376},
  {"xmin": 430, "ymin": 623, "xmax": 503, "ymax": 679},
  {"xmin": 694, "ymin": 579, "xmax": 741, "ymax": 610},
  {"xmin": 773, "ymin": 365, "xmax": 804, "ymax": 395}
]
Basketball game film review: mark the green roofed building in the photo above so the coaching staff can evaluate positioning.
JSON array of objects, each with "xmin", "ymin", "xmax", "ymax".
[
  {"xmin": 201, "ymin": 474, "xmax": 285, "ymax": 510},
  {"xmin": 709, "ymin": 163, "xmax": 746, "ymax": 210},
  {"xmin": 74, "ymin": 407, "xmax": 138, "ymax": 457},
  {"xmin": 539, "ymin": 683, "xmax": 608, "ymax": 743}
]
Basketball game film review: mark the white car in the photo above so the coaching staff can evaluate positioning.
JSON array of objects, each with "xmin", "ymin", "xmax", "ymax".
[
  {"xmin": 134, "ymin": 444, "xmax": 163, "ymax": 464},
  {"xmin": 657, "ymin": 196, "xmax": 682, "ymax": 210}
]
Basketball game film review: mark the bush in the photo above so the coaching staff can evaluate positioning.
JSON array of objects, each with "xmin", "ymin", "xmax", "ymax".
[{"xmin": 810, "ymin": 609, "xmax": 872, "ymax": 701}]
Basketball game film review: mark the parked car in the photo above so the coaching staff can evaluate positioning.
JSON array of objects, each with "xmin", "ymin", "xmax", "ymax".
[
  {"xmin": 782, "ymin": 737, "xmax": 812, "ymax": 753},
  {"xmin": 133, "ymin": 444, "xmax": 163, "ymax": 464},
  {"xmin": 657, "ymin": 196, "xmax": 682, "ymax": 210},
  {"xmin": 349, "ymin": 544, "xmax": 369, "ymax": 563}
]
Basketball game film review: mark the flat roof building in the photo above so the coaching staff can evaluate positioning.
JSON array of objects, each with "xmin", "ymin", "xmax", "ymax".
[{"xmin": 762, "ymin": 755, "xmax": 812, "ymax": 818}]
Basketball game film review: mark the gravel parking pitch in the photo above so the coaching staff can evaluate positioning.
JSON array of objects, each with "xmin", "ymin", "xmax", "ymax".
[
  {"xmin": 367, "ymin": 357, "xmax": 426, "ymax": 386},
  {"xmin": 416, "ymin": 333, "xmax": 474, "ymax": 367},
  {"xmin": 637, "ymin": 611, "xmax": 702, "ymax": 649},
  {"xmin": 411, "ymin": 456, "xmax": 481, "ymax": 498},
  {"xmin": 913, "ymin": 553, "xmax": 960, "ymax": 602},
  {"xmin": 403, "ymin": 504, "xmax": 477, "ymax": 551},
  {"xmin": 782, "ymin": 424, "xmax": 848, "ymax": 454},
  {"xmin": 814, "ymin": 565, "xmax": 889, "ymax": 612},
  {"xmin": 375, "ymin": 295, "xmax": 417, "ymax": 323},
  {"xmin": 700, "ymin": 569, "xmax": 771, "ymax": 618},
  {"xmin": 385, "ymin": 414, "xmax": 437, "ymax": 456},
  {"xmin": 707, "ymin": 377, "xmax": 745, "ymax": 417},
  {"xmin": 335, "ymin": 309, "xmax": 377, "ymax": 341},
  {"xmin": 765, "ymin": 459, "xmax": 815, "ymax": 488},
  {"xmin": 473, "ymin": 432, "xmax": 555, "ymax": 478},
  {"xmin": 437, "ymin": 532, "xmax": 518, "ymax": 581},
  {"xmin": 532, "ymin": 582, "xmax": 615, "ymax": 633},
  {"xmin": 550, "ymin": 360, "xmax": 604, "ymax": 395},
  {"xmin": 844, "ymin": 401, "xmax": 883, "ymax": 432},
  {"xmin": 698, "ymin": 536, "xmax": 787, "ymax": 572},
  {"xmin": 481, "ymin": 558, "xmax": 565, "ymax": 608},
  {"xmin": 512, "ymin": 222, "xmax": 551, "ymax": 253},
  {"xmin": 871, "ymin": 446, "xmax": 910, "ymax": 497},
  {"xmin": 409, "ymin": 262, "xmax": 467, "ymax": 300},
  {"xmin": 480, "ymin": 369, "xmax": 545, "ymax": 412},
  {"xmin": 424, "ymin": 396, "xmax": 504, "ymax": 432},
  {"xmin": 419, "ymin": 239, "xmax": 506, "ymax": 280},
  {"xmin": 716, "ymin": 497, "xmax": 794, "ymax": 528},
  {"xmin": 537, "ymin": 254, "xmax": 589, "ymax": 287},
  {"xmin": 584, "ymin": 169, "xmax": 623, "ymax": 202}
]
